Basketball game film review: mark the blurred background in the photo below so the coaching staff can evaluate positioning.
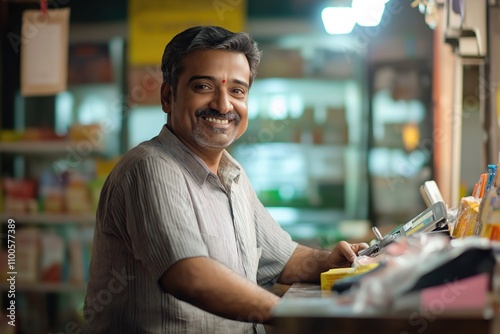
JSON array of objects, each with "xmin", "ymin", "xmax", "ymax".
[{"xmin": 1, "ymin": 0, "xmax": 499, "ymax": 332}]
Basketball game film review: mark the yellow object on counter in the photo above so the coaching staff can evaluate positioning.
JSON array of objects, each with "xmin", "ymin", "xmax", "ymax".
[
  {"xmin": 453, "ymin": 196, "xmax": 480, "ymax": 238},
  {"xmin": 320, "ymin": 263, "xmax": 379, "ymax": 290},
  {"xmin": 480, "ymin": 212, "xmax": 500, "ymax": 241},
  {"xmin": 320, "ymin": 268, "xmax": 355, "ymax": 291}
]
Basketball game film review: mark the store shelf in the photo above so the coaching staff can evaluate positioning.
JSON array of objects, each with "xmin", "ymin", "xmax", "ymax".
[
  {"xmin": 0, "ymin": 213, "xmax": 95, "ymax": 224},
  {"xmin": 0, "ymin": 141, "xmax": 104, "ymax": 155},
  {"xmin": 0, "ymin": 282, "xmax": 87, "ymax": 293}
]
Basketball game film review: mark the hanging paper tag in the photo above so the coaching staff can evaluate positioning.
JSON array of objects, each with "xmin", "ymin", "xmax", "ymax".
[
  {"xmin": 21, "ymin": 8, "xmax": 71, "ymax": 96},
  {"xmin": 40, "ymin": 0, "xmax": 48, "ymax": 15}
]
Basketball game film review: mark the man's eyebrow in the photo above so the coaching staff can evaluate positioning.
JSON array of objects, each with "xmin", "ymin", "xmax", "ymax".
[
  {"xmin": 188, "ymin": 75, "xmax": 249, "ymax": 88},
  {"xmin": 232, "ymin": 79, "xmax": 249, "ymax": 88},
  {"xmin": 188, "ymin": 75, "xmax": 215, "ymax": 83}
]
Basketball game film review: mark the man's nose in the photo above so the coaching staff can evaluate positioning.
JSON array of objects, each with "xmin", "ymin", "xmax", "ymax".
[{"xmin": 209, "ymin": 91, "xmax": 233, "ymax": 114}]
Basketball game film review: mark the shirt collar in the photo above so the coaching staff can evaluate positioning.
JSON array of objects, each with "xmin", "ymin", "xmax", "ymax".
[
  {"xmin": 219, "ymin": 150, "xmax": 241, "ymax": 187},
  {"xmin": 157, "ymin": 125, "xmax": 241, "ymax": 187}
]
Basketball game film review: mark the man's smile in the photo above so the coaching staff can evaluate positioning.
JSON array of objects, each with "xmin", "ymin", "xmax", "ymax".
[{"xmin": 203, "ymin": 117, "xmax": 231, "ymax": 125}]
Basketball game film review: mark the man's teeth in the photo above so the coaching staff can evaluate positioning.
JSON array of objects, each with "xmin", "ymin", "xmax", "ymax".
[{"xmin": 206, "ymin": 117, "xmax": 229, "ymax": 124}]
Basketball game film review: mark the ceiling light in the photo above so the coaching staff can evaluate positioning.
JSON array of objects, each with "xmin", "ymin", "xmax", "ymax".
[
  {"xmin": 351, "ymin": 0, "xmax": 386, "ymax": 27},
  {"xmin": 321, "ymin": 7, "xmax": 356, "ymax": 35}
]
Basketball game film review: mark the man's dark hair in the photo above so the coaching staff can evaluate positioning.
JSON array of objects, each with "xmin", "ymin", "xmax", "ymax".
[{"xmin": 161, "ymin": 26, "xmax": 261, "ymax": 96}]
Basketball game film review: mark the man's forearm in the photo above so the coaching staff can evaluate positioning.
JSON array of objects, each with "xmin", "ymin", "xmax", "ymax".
[
  {"xmin": 277, "ymin": 245, "xmax": 332, "ymax": 284},
  {"xmin": 161, "ymin": 257, "xmax": 279, "ymax": 324}
]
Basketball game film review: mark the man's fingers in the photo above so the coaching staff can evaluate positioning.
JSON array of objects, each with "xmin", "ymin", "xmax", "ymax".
[
  {"xmin": 334, "ymin": 242, "xmax": 371, "ymax": 264},
  {"xmin": 348, "ymin": 243, "xmax": 370, "ymax": 260},
  {"xmin": 355, "ymin": 243, "xmax": 369, "ymax": 252},
  {"xmin": 338, "ymin": 241, "xmax": 356, "ymax": 262}
]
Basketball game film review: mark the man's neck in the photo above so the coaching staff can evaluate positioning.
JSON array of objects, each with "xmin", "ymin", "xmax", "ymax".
[{"xmin": 165, "ymin": 124, "xmax": 223, "ymax": 174}]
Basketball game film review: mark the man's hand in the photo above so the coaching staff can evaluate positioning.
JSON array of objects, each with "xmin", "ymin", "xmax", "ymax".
[
  {"xmin": 278, "ymin": 241, "xmax": 369, "ymax": 285},
  {"xmin": 328, "ymin": 241, "xmax": 369, "ymax": 268}
]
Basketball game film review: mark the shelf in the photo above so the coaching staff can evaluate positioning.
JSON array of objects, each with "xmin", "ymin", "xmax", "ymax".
[
  {"xmin": 0, "ymin": 213, "xmax": 95, "ymax": 224},
  {"xmin": 0, "ymin": 141, "xmax": 104, "ymax": 155},
  {"xmin": 0, "ymin": 282, "xmax": 87, "ymax": 293}
]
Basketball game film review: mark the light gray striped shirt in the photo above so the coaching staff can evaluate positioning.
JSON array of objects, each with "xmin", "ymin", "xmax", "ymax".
[{"xmin": 84, "ymin": 125, "xmax": 297, "ymax": 333}]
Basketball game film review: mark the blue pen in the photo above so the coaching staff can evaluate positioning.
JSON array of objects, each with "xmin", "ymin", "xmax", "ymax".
[{"xmin": 486, "ymin": 164, "xmax": 497, "ymax": 192}]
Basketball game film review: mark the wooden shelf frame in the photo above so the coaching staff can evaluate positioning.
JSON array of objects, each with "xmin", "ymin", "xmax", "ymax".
[{"xmin": 0, "ymin": 141, "xmax": 104, "ymax": 155}]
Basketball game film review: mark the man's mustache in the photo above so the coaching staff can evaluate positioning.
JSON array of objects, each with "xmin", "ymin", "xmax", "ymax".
[{"xmin": 195, "ymin": 108, "xmax": 239, "ymax": 122}]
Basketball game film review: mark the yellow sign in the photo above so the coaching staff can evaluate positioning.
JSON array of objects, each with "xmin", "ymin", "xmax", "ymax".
[{"xmin": 129, "ymin": 0, "xmax": 247, "ymax": 65}]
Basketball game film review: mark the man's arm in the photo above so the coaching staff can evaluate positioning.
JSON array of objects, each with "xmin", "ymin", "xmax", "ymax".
[
  {"xmin": 160, "ymin": 256, "xmax": 279, "ymax": 324},
  {"xmin": 277, "ymin": 242, "xmax": 368, "ymax": 284}
]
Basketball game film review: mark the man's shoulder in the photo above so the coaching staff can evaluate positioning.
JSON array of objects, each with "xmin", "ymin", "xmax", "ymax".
[
  {"xmin": 129, "ymin": 138, "xmax": 175, "ymax": 161},
  {"xmin": 110, "ymin": 139, "xmax": 183, "ymax": 180}
]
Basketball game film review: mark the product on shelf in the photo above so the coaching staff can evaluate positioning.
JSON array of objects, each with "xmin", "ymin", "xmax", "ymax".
[
  {"xmin": 3, "ymin": 178, "xmax": 38, "ymax": 214},
  {"xmin": 40, "ymin": 231, "xmax": 65, "ymax": 282},
  {"xmin": 68, "ymin": 238, "xmax": 84, "ymax": 284},
  {"xmin": 65, "ymin": 172, "xmax": 92, "ymax": 214},
  {"xmin": 0, "ymin": 129, "xmax": 21, "ymax": 142},
  {"xmin": 21, "ymin": 127, "xmax": 64, "ymax": 141},
  {"xmin": 39, "ymin": 166, "xmax": 65, "ymax": 214},
  {"xmin": 2, "ymin": 160, "xmax": 116, "ymax": 215},
  {"xmin": 68, "ymin": 123, "xmax": 102, "ymax": 142},
  {"xmin": 17, "ymin": 228, "xmax": 40, "ymax": 283}
]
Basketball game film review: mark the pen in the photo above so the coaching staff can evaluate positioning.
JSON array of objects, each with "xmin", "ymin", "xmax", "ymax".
[
  {"xmin": 479, "ymin": 173, "xmax": 487, "ymax": 199},
  {"xmin": 486, "ymin": 164, "xmax": 497, "ymax": 193}
]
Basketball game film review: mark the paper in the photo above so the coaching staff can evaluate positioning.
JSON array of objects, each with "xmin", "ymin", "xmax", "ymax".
[
  {"xmin": 25, "ymin": 24, "xmax": 62, "ymax": 86},
  {"xmin": 21, "ymin": 8, "xmax": 70, "ymax": 96},
  {"xmin": 421, "ymin": 273, "xmax": 489, "ymax": 310}
]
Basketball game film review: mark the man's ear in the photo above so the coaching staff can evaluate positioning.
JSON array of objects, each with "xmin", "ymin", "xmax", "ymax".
[{"xmin": 160, "ymin": 82, "xmax": 173, "ymax": 115}]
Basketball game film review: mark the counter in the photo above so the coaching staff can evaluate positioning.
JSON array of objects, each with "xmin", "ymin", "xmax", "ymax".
[{"xmin": 271, "ymin": 283, "xmax": 500, "ymax": 334}]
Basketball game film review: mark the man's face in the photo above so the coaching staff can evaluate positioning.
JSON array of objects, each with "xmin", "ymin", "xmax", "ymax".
[{"xmin": 161, "ymin": 49, "xmax": 250, "ymax": 156}]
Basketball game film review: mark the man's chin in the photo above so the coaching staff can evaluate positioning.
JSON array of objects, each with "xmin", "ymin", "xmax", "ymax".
[{"xmin": 195, "ymin": 138, "xmax": 234, "ymax": 150}]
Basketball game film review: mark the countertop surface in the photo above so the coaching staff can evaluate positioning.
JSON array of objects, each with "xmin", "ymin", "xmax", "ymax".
[{"xmin": 271, "ymin": 283, "xmax": 499, "ymax": 334}]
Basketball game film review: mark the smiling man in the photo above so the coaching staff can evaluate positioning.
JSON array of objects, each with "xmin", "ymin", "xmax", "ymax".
[
  {"xmin": 84, "ymin": 26, "xmax": 367, "ymax": 334},
  {"xmin": 161, "ymin": 48, "xmax": 250, "ymax": 170}
]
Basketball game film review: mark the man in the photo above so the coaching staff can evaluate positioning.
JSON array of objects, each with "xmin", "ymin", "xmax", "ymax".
[{"xmin": 84, "ymin": 26, "xmax": 367, "ymax": 333}]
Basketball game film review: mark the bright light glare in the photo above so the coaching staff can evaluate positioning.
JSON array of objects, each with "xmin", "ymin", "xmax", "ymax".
[
  {"xmin": 352, "ymin": 0, "xmax": 386, "ymax": 27},
  {"xmin": 321, "ymin": 7, "xmax": 356, "ymax": 35},
  {"xmin": 269, "ymin": 95, "xmax": 288, "ymax": 120}
]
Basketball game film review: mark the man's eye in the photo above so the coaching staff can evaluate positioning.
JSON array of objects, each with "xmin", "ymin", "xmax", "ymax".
[
  {"xmin": 195, "ymin": 84, "xmax": 210, "ymax": 90},
  {"xmin": 232, "ymin": 88, "xmax": 246, "ymax": 95}
]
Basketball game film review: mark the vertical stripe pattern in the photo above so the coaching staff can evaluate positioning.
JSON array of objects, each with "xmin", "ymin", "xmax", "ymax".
[{"xmin": 84, "ymin": 125, "xmax": 297, "ymax": 333}]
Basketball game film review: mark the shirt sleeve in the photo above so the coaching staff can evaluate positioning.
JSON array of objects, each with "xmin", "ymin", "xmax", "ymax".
[
  {"xmin": 254, "ymin": 196, "xmax": 298, "ymax": 287},
  {"xmin": 121, "ymin": 156, "xmax": 209, "ymax": 281}
]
